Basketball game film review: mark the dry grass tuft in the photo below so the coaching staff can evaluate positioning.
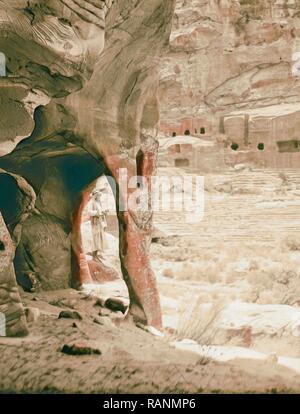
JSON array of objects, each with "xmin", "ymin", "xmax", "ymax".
[{"xmin": 174, "ymin": 298, "xmax": 225, "ymax": 345}]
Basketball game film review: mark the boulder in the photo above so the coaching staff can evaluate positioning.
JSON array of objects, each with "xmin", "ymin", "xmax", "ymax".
[
  {"xmin": 58, "ymin": 310, "xmax": 83, "ymax": 321},
  {"xmin": 105, "ymin": 298, "xmax": 128, "ymax": 314}
]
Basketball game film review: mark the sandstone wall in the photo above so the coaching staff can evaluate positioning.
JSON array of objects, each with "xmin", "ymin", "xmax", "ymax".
[{"xmin": 159, "ymin": 0, "xmax": 300, "ymax": 138}]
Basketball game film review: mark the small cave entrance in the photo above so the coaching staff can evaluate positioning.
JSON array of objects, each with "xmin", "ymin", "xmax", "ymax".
[
  {"xmin": 231, "ymin": 143, "xmax": 239, "ymax": 151},
  {"xmin": 72, "ymin": 175, "xmax": 123, "ymax": 289},
  {"xmin": 175, "ymin": 158, "xmax": 190, "ymax": 168},
  {"xmin": 175, "ymin": 144, "xmax": 181, "ymax": 153},
  {"xmin": 257, "ymin": 143, "xmax": 264, "ymax": 151},
  {"xmin": 277, "ymin": 140, "xmax": 300, "ymax": 153}
]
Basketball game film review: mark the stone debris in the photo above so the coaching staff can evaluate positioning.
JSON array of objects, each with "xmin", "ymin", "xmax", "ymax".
[
  {"xmin": 93, "ymin": 316, "xmax": 114, "ymax": 327},
  {"xmin": 98, "ymin": 308, "xmax": 113, "ymax": 317},
  {"xmin": 25, "ymin": 307, "xmax": 40, "ymax": 323},
  {"xmin": 58, "ymin": 310, "xmax": 83, "ymax": 321},
  {"xmin": 61, "ymin": 342, "xmax": 102, "ymax": 356},
  {"xmin": 171, "ymin": 340, "xmax": 300, "ymax": 376},
  {"xmin": 105, "ymin": 298, "xmax": 128, "ymax": 314}
]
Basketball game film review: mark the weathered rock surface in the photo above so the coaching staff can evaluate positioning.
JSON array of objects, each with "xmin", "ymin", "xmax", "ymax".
[
  {"xmin": 0, "ymin": 0, "xmax": 176, "ymax": 334},
  {"xmin": 0, "ymin": 213, "xmax": 28, "ymax": 336},
  {"xmin": 159, "ymin": 0, "xmax": 300, "ymax": 137}
]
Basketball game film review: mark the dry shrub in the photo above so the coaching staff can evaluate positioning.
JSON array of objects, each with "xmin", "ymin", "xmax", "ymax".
[
  {"xmin": 246, "ymin": 267, "xmax": 300, "ymax": 305},
  {"xmin": 175, "ymin": 261, "xmax": 221, "ymax": 283},
  {"xmin": 284, "ymin": 235, "xmax": 300, "ymax": 252},
  {"xmin": 247, "ymin": 270, "xmax": 273, "ymax": 290},
  {"xmin": 174, "ymin": 298, "xmax": 225, "ymax": 345}
]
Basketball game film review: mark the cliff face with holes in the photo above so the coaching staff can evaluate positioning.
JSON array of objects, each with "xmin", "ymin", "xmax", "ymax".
[{"xmin": 159, "ymin": 0, "xmax": 300, "ymax": 143}]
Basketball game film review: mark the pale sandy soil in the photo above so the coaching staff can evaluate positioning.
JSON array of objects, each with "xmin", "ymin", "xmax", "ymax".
[
  {"xmin": 0, "ymin": 288, "xmax": 300, "ymax": 394},
  {"xmin": 151, "ymin": 168, "xmax": 300, "ymax": 384},
  {"xmin": 2, "ymin": 168, "xmax": 300, "ymax": 393}
]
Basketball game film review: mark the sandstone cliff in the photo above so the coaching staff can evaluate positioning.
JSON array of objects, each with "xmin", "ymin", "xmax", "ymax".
[{"xmin": 159, "ymin": 0, "xmax": 300, "ymax": 137}]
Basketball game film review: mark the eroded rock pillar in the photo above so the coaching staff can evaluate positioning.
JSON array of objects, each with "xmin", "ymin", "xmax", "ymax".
[
  {"xmin": 105, "ymin": 138, "xmax": 162, "ymax": 330},
  {"xmin": 0, "ymin": 213, "xmax": 28, "ymax": 337}
]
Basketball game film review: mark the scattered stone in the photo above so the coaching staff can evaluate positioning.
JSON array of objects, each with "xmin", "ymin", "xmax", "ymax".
[
  {"xmin": 21, "ymin": 271, "xmax": 42, "ymax": 293},
  {"xmin": 110, "ymin": 311, "xmax": 125, "ymax": 321},
  {"xmin": 105, "ymin": 298, "xmax": 128, "ymax": 314},
  {"xmin": 94, "ymin": 298, "xmax": 106, "ymax": 307},
  {"xmin": 61, "ymin": 342, "xmax": 102, "ymax": 356},
  {"xmin": 93, "ymin": 316, "xmax": 114, "ymax": 327},
  {"xmin": 58, "ymin": 310, "xmax": 83, "ymax": 320},
  {"xmin": 99, "ymin": 307, "xmax": 112, "ymax": 317},
  {"xmin": 50, "ymin": 299, "xmax": 77, "ymax": 309},
  {"xmin": 25, "ymin": 307, "xmax": 40, "ymax": 323},
  {"xmin": 137, "ymin": 323, "xmax": 165, "ymax": 338}
]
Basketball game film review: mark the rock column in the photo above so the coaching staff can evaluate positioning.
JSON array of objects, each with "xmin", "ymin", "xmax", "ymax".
[{"xmin": 0, "ymin": 213, "xmax": 28, "ymax": 337}]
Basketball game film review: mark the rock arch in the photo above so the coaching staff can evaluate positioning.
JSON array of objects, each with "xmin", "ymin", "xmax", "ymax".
[{"xmin": 0, "ymin": 0, "xmax": 176, "ymax": 335}]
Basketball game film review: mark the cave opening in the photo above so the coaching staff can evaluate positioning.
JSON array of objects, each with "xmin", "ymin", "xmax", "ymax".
[
  {"xmin": 175, "ymin": 158, "xmax": 190, "ymax": 168},
  {"xmin": 277, "ymin": 140, "xmax": 300, "ymax": 153},
  {"xmin": 175, "ymin": 144, "xmax": 181, "ymax": 153},
  {"xmin": 73, "ymin": 175, "xmax": 123, "ymax": 290},
  {"xmin": 0, "ymin": 140, "xmax": 124, "ymax": 293},
  {"xmin": 257, "ymin": 143, "xmax": 264, "ymax": 151}
]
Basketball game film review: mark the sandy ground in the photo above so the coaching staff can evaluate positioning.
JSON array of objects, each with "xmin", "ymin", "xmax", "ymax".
[
  {"xmin": 0, "ymin": 288, "xmax": 300, "ymax": 393},
  {"xmin": 2, "ymin": 168, "xmax": 300, "ymax": 393}
]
